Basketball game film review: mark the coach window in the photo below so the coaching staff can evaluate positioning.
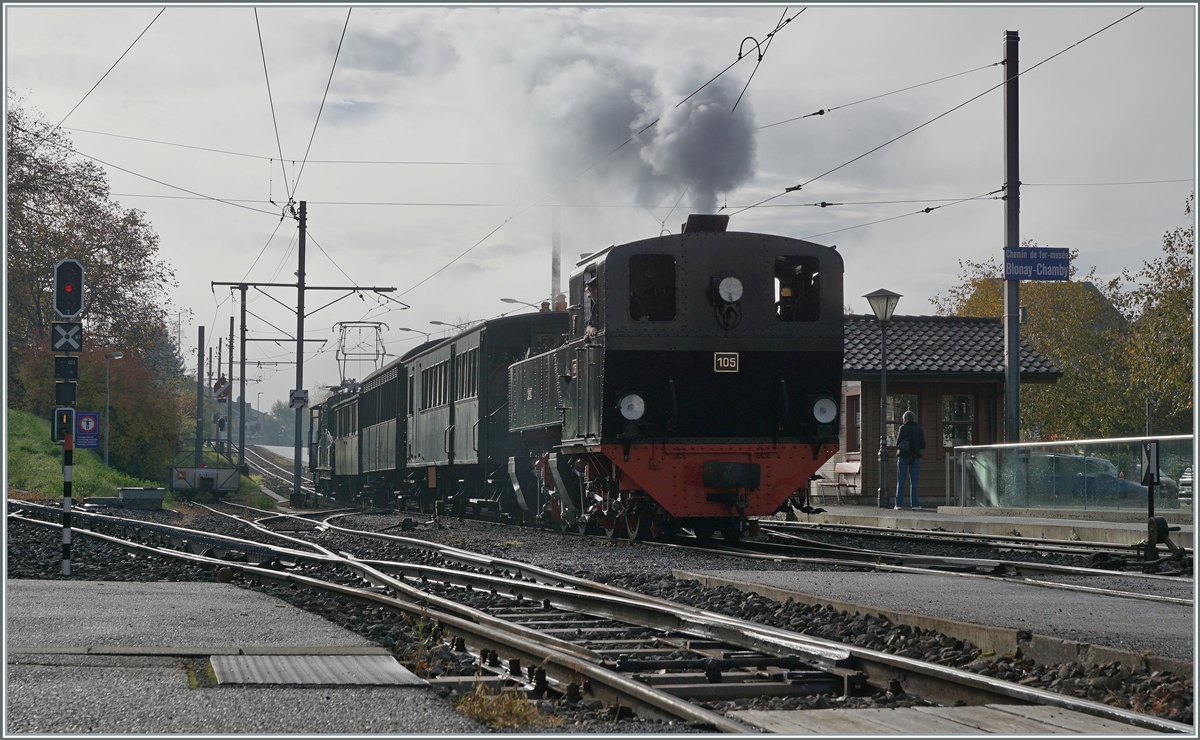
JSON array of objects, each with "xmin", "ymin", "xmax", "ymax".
[
  {"xmin": 629, "ymin": 254, "xmax": 676, "ymax": 321},
  {"xmin": 941, "ymin": 395, "xmax": 975, "ymax": 448},
  {"xmin": 775, "ymin": 256, "xmax": 820, "ymax": 322}
]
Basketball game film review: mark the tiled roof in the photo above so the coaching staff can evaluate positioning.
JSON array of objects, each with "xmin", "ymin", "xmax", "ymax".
[{"xmin": 844, "ymin": 314, "xmax": 1061, "ymax": 378}]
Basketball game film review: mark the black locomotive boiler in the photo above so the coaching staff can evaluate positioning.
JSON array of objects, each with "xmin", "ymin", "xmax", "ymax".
[{"xmin": 310, "ymin": 214, "xmax": 843, "ymax": 540}]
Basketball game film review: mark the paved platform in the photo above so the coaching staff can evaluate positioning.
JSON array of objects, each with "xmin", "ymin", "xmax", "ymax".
[
  {"xmin": 787, "ymin": 504, "xmax": 1194, "ymax": 549},
  {"xmin": 676, "ymin": 568, "xmax": 1193, "ymax": 674},
  {"xmin": 732, "ymin": 704, "xmax": 1157, "ymax": 734},
  {"xmin": 4, "ymin": 580, "xmax": 483, "ymax": 734}
]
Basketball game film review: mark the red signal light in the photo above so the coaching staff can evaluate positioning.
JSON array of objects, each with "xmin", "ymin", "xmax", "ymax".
[{"xmin": 65, "ymin": 285, "xmax": 74, "ymax": 292}]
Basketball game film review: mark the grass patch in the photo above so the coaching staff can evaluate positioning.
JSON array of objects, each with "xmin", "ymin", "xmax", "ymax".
[
  {"xmin": 6, "ymin": 408, "xmax": 159, "ymax": 500},
  {"xmin": 454, "ymin": 683, "xmax": 560, "ymax": 729},
  {"xmin": 7, "ymin": 408, "xmax": 271, "ymax": 510}
]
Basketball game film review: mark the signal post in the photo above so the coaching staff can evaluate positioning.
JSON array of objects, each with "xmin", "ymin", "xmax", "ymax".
[{"xmin": 52, "ymin": 259, "xmax": 85, "ymax": 576}]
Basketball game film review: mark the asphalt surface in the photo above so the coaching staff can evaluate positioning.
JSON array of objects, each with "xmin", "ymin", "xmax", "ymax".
[
  {"xmin": 4, "ymin": 580, "xmax": 483, "ymax": 734},
  {"xmin": 685, "ymin": 569, "xmax": 1195, "ymax": 661}
]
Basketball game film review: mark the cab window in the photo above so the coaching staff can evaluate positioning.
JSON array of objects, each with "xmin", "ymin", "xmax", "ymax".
[
  {"xmin": 775, "ymin": 256, "xmax": 820, "ymax": 322},
  {"xmin": 629, "ymin": 254, "xmax": 676, "ymax": 321}
]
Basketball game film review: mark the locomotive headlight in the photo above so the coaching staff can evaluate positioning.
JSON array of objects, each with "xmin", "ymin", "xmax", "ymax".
[
  {"xmin": 619, "ymin": 394, "xmax": 646, "ymax": 420},
  {"xmin": 812, "ymin": 397, "xmax": 837, "ymax": 424},
  {"xmin": 718, "ymin": 276, "xmax": 744, "ymax": 303}
]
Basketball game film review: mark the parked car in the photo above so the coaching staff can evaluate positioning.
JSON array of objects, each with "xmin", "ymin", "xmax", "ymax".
[{"xmin": 1179, "ymin": 467, "xmax": 1193, "ymax": 509}]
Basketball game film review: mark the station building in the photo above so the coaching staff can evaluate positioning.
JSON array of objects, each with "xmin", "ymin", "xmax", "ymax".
[{"xmin": 816, "ymin": 314, "xmax": 1062, "ymax": 506}]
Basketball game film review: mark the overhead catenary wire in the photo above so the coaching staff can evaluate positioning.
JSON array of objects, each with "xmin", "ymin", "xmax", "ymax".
[
  {"xmin": 731, "ymin": 7, "xmax": 799, "ymax": 114},
  {"xmin": 255, "ymin": 8, "xmax": 292, "ymax": 204},
  {"xmin": 800, "ymin": 188, "xmax": 1005, "ymax": 240},
  {"xmin": 732, "ymin": 7, "xmax": 1146, "ymax": 217},
  {"xmin": 35, "ymin": 7, "xmax": 166, "ymax": 149},
  {"xmin": 758, "ymin": 60, "xmax": 1003, "ymax": 130},
  {"xmin": 293, "ymin": 7, "xmax": 352, "ymax": 194},
  {"xmin": 63, "ymin": 128, "xmax": 508, "ymax": 165},
  {"xmin": 11, "ymin": 123, "xmax": 282, "ymax": 217}
]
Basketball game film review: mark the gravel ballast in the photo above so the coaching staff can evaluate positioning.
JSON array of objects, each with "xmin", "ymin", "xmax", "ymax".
[{"xmin": 6, "ymin": 503, "xmax": 1193, "ymax": 728}]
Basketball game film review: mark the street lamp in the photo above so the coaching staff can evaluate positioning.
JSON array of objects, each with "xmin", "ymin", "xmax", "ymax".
[
  {"xmin": 500, "ymin": 297, "xmax": 545, "ymax": 311},
  {"xmin": 104, "ymin": 351, "xmax": 123, "ymax": 465},
  {"xmin": 397, "ymin": 327, "xmax": 431, "ymax": 341},
  {"xmin": 430, "ymin": 320, "xmax": 469, "ymax": 331},
  {"xmin": 864, "ymin": 289, "xmax": 901, "ymax": 509}
]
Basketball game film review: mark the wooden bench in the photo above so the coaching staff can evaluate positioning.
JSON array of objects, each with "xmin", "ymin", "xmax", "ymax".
[{"xmin": 815, "ymin": 461, "xmax": 861, "ymax": 504}]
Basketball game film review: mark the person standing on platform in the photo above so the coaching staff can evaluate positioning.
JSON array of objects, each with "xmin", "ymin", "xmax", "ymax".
[{"xmin": 894, "ymin": 410, "xmax": 926, "ymax": 510}]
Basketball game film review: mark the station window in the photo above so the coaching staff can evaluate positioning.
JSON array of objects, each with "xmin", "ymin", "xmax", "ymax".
[
  {"xmin": 629, "ymin": 254, "xmax": 676, "ymax": 322},
  {"xmin": 941, "ymin": 395, "xmax": 975, "ymax": 448},
  {"xmin": 885, "ymin": 394, "xmax": 918, "ymax": 447},
  {"xmin": 775, "ymin": 256, "xmax": 820, "ymax": 322},
  {"xmin": 846, "ymin": 395, "xmax": 861, "ymax": 452}
]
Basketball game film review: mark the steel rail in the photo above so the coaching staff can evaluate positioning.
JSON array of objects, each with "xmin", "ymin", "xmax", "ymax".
[
  {"xmin": 762, "ymin": 521, "xmax": 1134, "ymax": 558},
  {"xmin": 243, "ymin": 447, "xmax": 317, "ymax": 494},
  {"xmin": 249, "ymin": 509, "xmax": 1191, "ymax": 733},
  {"xmin": 764, "ymin": 519, "xmax": 1194, "ymax": 558},
  {"xmin": 742, "ymin": 528, "xmax": 1192, "ymax": 583},
  {"xmin": 12, "ymin": 508, "xmax": 1192, "ymax": 732},
  {"xmin": 7, "ymin": 512, "xmax": 749, "ymax": 732}
]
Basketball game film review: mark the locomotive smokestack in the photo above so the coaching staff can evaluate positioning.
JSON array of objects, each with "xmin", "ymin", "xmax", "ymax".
[
  {"xmin": 551, "ymin": 207, "xmax": 561, "ymax": 302},
  {"xmin": 681, "ymin": 214, "xmax": 730, "ymax": 234}
]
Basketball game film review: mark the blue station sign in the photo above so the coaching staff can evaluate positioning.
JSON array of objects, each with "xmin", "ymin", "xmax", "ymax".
[
  {"xmin": 1004, "ymin": 247, "xmax": 1070, "ymax": 280},
  {"xmin": 75, "ymin": 412, "xmax": 101, "ymax": 449}
]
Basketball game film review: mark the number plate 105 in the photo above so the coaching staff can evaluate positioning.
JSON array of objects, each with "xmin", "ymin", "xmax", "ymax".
[{"xmin": 714, "ymin": 352, "xmax": 739, "ymax": 372}]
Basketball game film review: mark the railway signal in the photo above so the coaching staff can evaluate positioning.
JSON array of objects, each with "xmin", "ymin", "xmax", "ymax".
[
  {"xmin": 54, "ymin": 259, "xmax": 85, "ymax": 319},
  {"xmin": 52, "ymin": 408, "xmax": 75, "ymax": 443}
]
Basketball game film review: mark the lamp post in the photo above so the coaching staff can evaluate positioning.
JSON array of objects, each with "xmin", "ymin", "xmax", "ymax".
[
  {"xmin": 864, "ymin": 289, "xmax": 901, "ymax": 508},
  {"xmin": 397, "ymin": 327, "xmax": 431, "ymax": 341},
  {"xmin": 500, "ymin": 297, "xmax": 546, "ymax": 311},
  {"xmin": 430, "ymin": 320, "xmax": 470, "ymax": 331},
  {"xmin": 104, "ymin": 351, "xmax": 123, "ymax": 465}
]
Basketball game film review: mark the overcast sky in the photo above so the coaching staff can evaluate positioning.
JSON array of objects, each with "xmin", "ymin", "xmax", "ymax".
[{"xmin": 6, "ymin": 4, "xmax": 1196, "ymax": 409}]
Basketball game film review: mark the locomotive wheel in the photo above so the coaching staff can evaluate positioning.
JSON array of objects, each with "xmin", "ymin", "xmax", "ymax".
[
  {"xmin": 624, "ymin": 509, "xmax": 648, "ymax": 541},
  {"xmin": 690, "ymin": 521, "xmax": 717, "ymax": 540}
]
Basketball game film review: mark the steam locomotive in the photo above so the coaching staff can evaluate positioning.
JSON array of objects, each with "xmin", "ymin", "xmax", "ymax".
[{"xmin": 309, "ymin": 214, "xmax": 843, "ymax": 540}]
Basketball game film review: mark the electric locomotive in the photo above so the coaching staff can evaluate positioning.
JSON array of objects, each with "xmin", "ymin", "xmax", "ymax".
[{"xmin": 508, "ymin": 214, "xmax": 843, "ymax": 540}]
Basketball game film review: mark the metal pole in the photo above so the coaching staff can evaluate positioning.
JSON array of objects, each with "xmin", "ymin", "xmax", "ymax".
[
  {"xmin": 294, "ymin": 201, "xmax": 307, "ymax": 506},
  {"xmin": 104, "ymin": 358, "xmax": 111, "ymax": 465},
  {"xmin": 195, "ymin": 326, "xmax": 205, "ymax": 467},
  {"xmin": 877, "ymin": 321, "xmax": 889, "ymax": 508},
  {"xmin": 62, "ymin": 429, "xmax": 72, "ymax": 576},
  {"xmin": 239, "ymin": 285, "xmax": 248, "ymax": 472},
  {"xmin": 227, "ymin": 316, "xmax": 234, "ymax": 458},
  {"xmin": 1003, "ymin": 29, "xmax": 1021, "ymax": 443}
]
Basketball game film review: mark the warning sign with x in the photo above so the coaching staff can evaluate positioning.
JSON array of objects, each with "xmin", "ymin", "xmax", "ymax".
[{"xmin": 52, "ymin": 322, "xmax": 83, "ymax": 352}]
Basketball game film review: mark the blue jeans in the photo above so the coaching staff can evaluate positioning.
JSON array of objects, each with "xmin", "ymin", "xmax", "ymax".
[{"xmin": 896, "ymin": 457, "xmax": 921, "ymax": 508}]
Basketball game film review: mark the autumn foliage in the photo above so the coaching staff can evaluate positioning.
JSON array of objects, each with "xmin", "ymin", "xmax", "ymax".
[{"xmin": 931, "ymin": 194, "xmax": 1193, "ymax": 440}]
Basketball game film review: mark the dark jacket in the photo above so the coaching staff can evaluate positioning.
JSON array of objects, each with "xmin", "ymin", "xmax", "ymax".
[
  {"xmin": 586, "ymin": 295, "xmax": 600, "ymax": 333},
  {"xmin": 896, "ymin": 420, "xmax": 926, "ymax": 460}
]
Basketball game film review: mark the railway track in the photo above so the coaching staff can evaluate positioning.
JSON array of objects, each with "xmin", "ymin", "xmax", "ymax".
[
  {"xmin": 240, "ymin": 445, "xmax": 317, "ymax": 498},
  {"xmin": 764, "ymin": 519, "xmax": 1193, "ymax": 562},
  {"xmin": 8, "ymin": 499, "xmax": 1190, "ymax": 734}
]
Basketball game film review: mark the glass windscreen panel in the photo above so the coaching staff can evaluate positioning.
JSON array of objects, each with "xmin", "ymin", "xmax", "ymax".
[
  {"xmin": 629, "ymin": 254, "xmax": 676, "ymax": 321},
  {"xmin": 775, "ymin": 256, "xmax": 820, "ymax": 321}
]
